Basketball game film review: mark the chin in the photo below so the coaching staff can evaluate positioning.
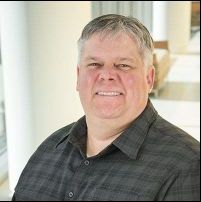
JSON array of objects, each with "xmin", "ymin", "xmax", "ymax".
[{"xmin": 94, "ymin": 109, "xmax": 123, "ymax": 120}]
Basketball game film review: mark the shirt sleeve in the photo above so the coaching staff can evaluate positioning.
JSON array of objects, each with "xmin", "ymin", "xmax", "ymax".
[{"xmin": 157, "ymin": 159, "xmax": 200, "ymax": 201}]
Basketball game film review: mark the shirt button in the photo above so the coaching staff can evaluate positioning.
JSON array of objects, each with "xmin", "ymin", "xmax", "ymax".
[
  {"xmin": 68, "ymin": 192, "xmax": 74, "ymax": 198},
  {"xmin": 84, "ymin": 160, "xmax": 90, "ymax": 165}
]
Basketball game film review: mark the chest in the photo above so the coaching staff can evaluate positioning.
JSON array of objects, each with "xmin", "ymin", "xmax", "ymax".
[{"xmin": 15, "ymin": 148, "xmax": 168, "ymax": 201}]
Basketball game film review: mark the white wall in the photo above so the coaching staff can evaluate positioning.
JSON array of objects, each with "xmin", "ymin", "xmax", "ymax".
[
  {"xmin": 0, "ymin": 1, "xmax": 91, "ymax": 193},
  {"xmin": 27, "ymin": 1, "xmax": 90, "ymax": 146}
]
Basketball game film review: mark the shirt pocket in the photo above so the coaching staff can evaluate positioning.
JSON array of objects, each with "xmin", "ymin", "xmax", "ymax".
[{"xmin": 89, "ymin": 186, "xmax": 139, "ymax": 201}]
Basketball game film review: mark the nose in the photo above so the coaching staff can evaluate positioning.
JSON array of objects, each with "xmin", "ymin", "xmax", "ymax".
[{"xmin": 98, "ymin": 66, "xmax": 117, "ymax": 81}]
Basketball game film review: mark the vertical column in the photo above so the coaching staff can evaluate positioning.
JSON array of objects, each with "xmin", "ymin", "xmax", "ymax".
[
  {"xmin": 168, "ymin": 2, "xmax": 191, "ymax": 53},
  {"xmin": 118, "ymin": 1, "xmax": 131, "ymax": 16},
  {"xmin": 0, "ymin": 2, "xmax": 34, "ymax": 193},
  {"xmin": 101, "ymin": 1, "xmax": 117, "ymax": 15},
  {"xmin": 152, "ymin": 1, "xmax": 168, "ymax": 41}
]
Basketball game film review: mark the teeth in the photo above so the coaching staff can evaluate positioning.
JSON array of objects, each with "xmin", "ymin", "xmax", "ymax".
[{"xmin": 97, "ymin": 91, "xmax": 121, "ymax": 96}]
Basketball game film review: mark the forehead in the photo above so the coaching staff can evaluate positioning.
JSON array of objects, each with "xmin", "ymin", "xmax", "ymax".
[
  {"xmin": 82, "ymin": 32, "xmax": 140, "ymax": 57},
  {"xmin": 86, "ymin": 31, "xmax": 137, "ymax": 46}
]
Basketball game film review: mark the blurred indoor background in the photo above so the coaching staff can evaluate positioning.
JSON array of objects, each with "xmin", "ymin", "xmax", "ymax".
[{"xmin": 0, "ymin": 1, "xmax": 200, "ymax": 200}]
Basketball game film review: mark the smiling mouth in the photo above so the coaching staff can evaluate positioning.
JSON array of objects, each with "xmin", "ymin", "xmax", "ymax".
[{"xmin": 96, "ymin": 91, "xmax": 123, "ymax": 96}]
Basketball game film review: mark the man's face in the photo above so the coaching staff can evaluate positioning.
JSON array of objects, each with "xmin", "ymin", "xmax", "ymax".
[{"xmin": 76, "ymin": 33, "xmax": 154, "ymax": 123}]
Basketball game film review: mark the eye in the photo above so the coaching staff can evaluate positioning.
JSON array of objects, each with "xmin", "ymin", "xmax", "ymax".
[
  {"xmin": 116, "ymin": 64, "xmax": 132, "ymax": 71},
  {"xmin": 87, "ymin": 63, "xmax": 102, "ymax": 69}
]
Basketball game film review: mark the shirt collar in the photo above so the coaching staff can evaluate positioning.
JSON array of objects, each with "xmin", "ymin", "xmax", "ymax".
[
  {"xmin": 55, "ymin": 116, "xmax": 87, "ymax": 150},
  {"xmin": 56, "ymin": 99, "xmax": 158, "ymax": 159},
  {"xmin": 113, "ymin": 99, "xmax": 158, "ymax": 159}
]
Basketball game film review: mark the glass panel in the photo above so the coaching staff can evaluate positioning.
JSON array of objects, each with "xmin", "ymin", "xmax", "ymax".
[
  {"xmin": 0, "ymin": 40, "xmax": 8, "ymax": 183},
  {"xmin": 0, "ymin": 52, "xmax": 7, "ymax": 155}
]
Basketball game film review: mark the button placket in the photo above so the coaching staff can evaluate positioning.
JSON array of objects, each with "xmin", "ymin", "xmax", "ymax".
[
  {"xmin": 68, "ymin": 191, "xmax": 74, "ymax": 198},
  {"xmin": 84, "ymin": 160, "xmax": 90, "ymax": 165}
]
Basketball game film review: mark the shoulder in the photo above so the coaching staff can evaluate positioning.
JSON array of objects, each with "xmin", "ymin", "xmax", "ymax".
[
  {"xmin": 36, "ymin": 122, "xmax": 75, "ymax": 151},
  {"xmin": 147, "ymin": 115, "xmax": 200, "ymax": 168},
  {"xmin": 21, "ymin": 122, "xmax": 75, "ymax": 165},
  {"xmin": 13, "ymin": 122, "xmax": 76, "ymax": 199},
  {"xmin": 15, "ymin": 122, "xmax": 75, "ymax": 179}
]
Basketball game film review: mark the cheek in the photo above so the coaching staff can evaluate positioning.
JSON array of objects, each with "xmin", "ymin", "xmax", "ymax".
[
  {"xmin": 123, "ymin": 75, "xmax": 136, "ymax": 89},
  {"xmin": 123, "ymin": 73, "xmax": 147, "ymax": 92},
  {"xmin": 78, "ymin": 70, "xmax": 95, "ymax": 91}
]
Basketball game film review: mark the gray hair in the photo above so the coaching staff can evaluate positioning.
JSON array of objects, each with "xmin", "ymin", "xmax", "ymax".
[{"xmin": 77, "ymin": 14, "xmax": 154, "ymax": 67}]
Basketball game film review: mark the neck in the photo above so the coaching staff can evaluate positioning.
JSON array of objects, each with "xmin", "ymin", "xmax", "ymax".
[{"xmin": 86, "ymin": 117, "xmax": 129, "ymax": 157}]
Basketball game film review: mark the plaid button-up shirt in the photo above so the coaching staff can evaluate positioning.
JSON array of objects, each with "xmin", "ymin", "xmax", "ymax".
[{"xmin": 13, "ymin": 100, "xmax": 200, "ymax": 201}]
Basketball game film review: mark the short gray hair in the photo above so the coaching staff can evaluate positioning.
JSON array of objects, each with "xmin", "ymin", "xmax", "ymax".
[{"xmin": 77, "ymin": 14, "xmax": 154, "ymax": 67}]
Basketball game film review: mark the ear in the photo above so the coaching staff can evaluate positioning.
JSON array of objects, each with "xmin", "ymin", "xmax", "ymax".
[
  {"xmin": 146, "ymin": 65, "xmax": 155, "ymax": 93},
  {"xmin": 76, "ymin": 65, "xmax": 80, "ymax": 91}
]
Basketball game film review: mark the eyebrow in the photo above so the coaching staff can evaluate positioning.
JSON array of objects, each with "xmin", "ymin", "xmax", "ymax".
[
  {"xmin": 85, "ymin": 56, "xmax": 135, "ymax": 63},
  {"xmin": 84, "ymin": 56, "xmax": 99, "ymax": 60}
]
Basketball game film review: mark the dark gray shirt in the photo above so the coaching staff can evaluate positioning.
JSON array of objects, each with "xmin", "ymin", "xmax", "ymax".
[{"xmin": 13, "ymin": 101, "xmax": 200, "ymax": 201}]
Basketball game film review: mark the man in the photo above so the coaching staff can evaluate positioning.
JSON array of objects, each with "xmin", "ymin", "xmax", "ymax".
[{"xmin": 12, "ymin": 14, "xmax": 200, "ymax": 201}]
